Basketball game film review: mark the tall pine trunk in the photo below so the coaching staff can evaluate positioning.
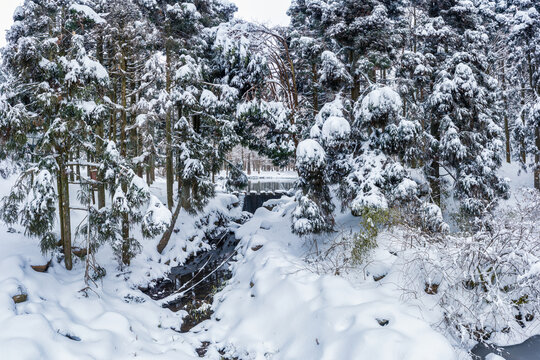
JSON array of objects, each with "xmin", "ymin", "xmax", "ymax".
[
  {"xmin": 57, "ymin": 153, "xmax": 72, "ymax": 270},
  {"xmin": 119, "ymin": 48, "xmax": 131, "ymax": 265},
  {"xmin": 534, "ymin": 126, "xmax": 540, "ymax": 190},
  {"xmin": 429, "ymin": 120, "xmax": 441, "ymax": 207},
  {"xmin": 165, "ymin": 43, "xmax": 174, "ymax": 211},
  {"xmin": 501, "ymin": 60, "xmax": 511, "ymax": 163},
  {"xmin": 96, "ymin": 36, "xmax": 106, "ymax": 209}
]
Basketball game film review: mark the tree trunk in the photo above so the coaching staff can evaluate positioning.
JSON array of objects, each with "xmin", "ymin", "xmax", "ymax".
[
  {"xmin": 181, "ymin": 182, "xmax": 191, "ymax": 212},
  {"xmin": 119, "ymin": 48, "xmax": 131, "ymax": 265},
  {"xmin": 165, "ymin": 44, "xmax": 174, "ymax": 211},
  {"xmin": 96, "ymin": 35, "xmax": 106, "ymax": 209},
  {"xmin": 110, "ymin": 92, "xmax": 117, "ymax": 141},
  {"xmin": 58, "ymin": 155, "xmax": 72, "ymax": 270},
  {"xmin": 96, "ymin": 121, "xmax": 106, "ymax": 209},
  {"xmin": 429, "ymin": 120, "xmax": 441, "ymax": 206},
  {"xmin": 501, "ymin": 60, "xmax": 511, "ymax": 163},
  {"xmin": 521, "ymin": 82, "xmax": 527, "ymax": 164},
  {"xmin": 156, "ymin": 202, "xmax": 182, "ymax": 254},
  {"xmin": 311, "ymin": 62, "xmax": 319, "ymax": 116},
  {"xmin": 535, "ymin": 126, "xmax": 540, "ymax": 190},
  {"xmin": 120, "ymin": 51, "xmax": 127, "ymax": 158}
]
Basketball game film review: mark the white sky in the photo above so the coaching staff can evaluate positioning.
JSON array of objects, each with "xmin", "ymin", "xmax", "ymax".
[
  {"xmin": 232, "ymin": 0, "xmax": 290, "ymax": 26},
  {"xmin": 1, "ymin": 0, "xmax": 22, "ymax": 48},
  {"xmin": 0, "ymin": 0, "xmax": 290, "ymax": 48}
]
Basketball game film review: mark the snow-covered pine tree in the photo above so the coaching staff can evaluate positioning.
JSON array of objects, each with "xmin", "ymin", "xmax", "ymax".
[
  {"xmin": 1, "ymin": 0, "xmax": 109, "ymax": 269},
  {"xmin": 309, "ymin": 96, "xmax": 353, "ymax": 209},
  {"xmin": 348, "ymin": 86, "xmax": 443, "ymax": 230},
  {"xmin": 428, "ymin": 0, "xmax": 510, "ymax": 218},
  {"xmin": 289, "ymin": 0, "xmax": 405, "ymax": 103},
  {"xmin": 505, "ymin": 0, "xmax": 540, "ymax": 188},
  {"xmin": 292, "ymin": 139, "xmax": 334, "ymax": 235},
  {"xmin": 234, "ymin": 24, "xmax": 302, "ymax": 168},
  {"xmin": 77, "ymin": 140, "xmax": 171, "ymax": 267},
  {"xmin": 135, "ymin": 0, "xmax": 236, "ymax": 211}
]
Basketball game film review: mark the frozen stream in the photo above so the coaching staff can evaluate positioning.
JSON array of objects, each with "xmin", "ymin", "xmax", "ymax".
[{"xmin": 471, "ymin": 335, "xmax": 540, "ymax": 359}]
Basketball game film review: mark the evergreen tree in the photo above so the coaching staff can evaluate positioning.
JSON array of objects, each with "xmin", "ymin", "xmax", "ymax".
[
  {"xmin": 428, "ymin": 0, "xmax": 510, "ymax": 217},
  {"xmin": 1, "ymin": 0, "xmax": 109, "ymax": 269},
  {"xmin": 292, "ymin": 139, "xmax": 334, "ymax": 235},
  {"xmin": 506, "ymin": 1, "xmax": 540, "ymax": 188}
]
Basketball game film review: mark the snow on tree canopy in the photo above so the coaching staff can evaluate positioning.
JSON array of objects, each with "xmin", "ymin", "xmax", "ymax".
[
  {"xmin": 113, "ymin": 186, "xmax": 129, "ymax": 212},
  {"xmin": 511, "ymin": 7, "xmax": 539, "ymax": 33},
  {"xmin": 167, "ymin": 3, "xmax": 201, "ymax": 20},
  {"xmin": 69, "ymin": 4, "xmax": 106, "ymax": 24},
  {"xmin": 358, "ymin": 87, "xmax": 402, "ymax": 124},
  {"xmin": 200, "ymin": 89, "xmax": 219, "ymax": 110},
  {"xmin": 319, "ymin": 50, "xmax": 352, "ymax": 85},
  {"xmin": 176, "ymin": 55, "xmax": 200, "ymax": 83},
  {"xmin": 105, "ymin": 141, "xmax": 120, "ymax": 162},
  {"xmin": 296, "ymin": 139, "xmax": 326, "ymax": 167},
  {"xmin": 322, "ymin": 116, "xmax": 351, "ymax": 143},
  {"xmin": 314, "ymin": 96, "xmax": 346, "ymax": 127}
]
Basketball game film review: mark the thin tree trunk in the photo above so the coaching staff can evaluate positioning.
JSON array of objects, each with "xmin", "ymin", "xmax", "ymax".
[
  {"xmin": 96, "ymin": 36, "xmax": 106, "ymax": 209},
  {"xmin": 521, "ymin": 81, "xmax": 527, "ymax": 164},
  {"xmin": 311, "ymin": 62, "xmax": 319, "ymax": 115},
  {"xmin": 96, "ymin": 122, "xmax": 106, "ymax": 209},
  {"xmin": 165, "ymin": 44, "xmax": 174, "ymax": 211},
  {"xmin": 119, "ymin": 48, "xmax": 131, "ymax": 265},
  {"xmin": 430, "ymin": 120, "xmax": 441, "ymax": 206},
  {"xmin": 58, "ymin": 155, "xmax": 72, "ymax": 270},
  {"xmin": 501, "ymin": 60, "xmax": 511, "ymax": 163},
  {"xmin": 156, "ymin": 202, "xmax": 182, "ymax": 254},
  {"xmin": 535, "ymin": 127, "xmax": 540, "ymax": 190}
]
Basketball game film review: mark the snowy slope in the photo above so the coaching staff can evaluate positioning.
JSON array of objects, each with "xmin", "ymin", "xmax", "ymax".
[
  {"xmin": 3, "ymin": 166, "xmax": 537, "ymax": 359},
  {"xmin": 0, "ymin": 228, "xmax": 199, "ymax": 359},
  {"xmin": 193, "ymin": 200, "xmax": 457, "ymax": 360}
]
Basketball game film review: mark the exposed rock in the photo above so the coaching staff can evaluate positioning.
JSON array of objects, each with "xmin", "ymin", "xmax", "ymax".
[
  {"xmin": 425, "ymin": 283, "xmax": 439, "ymax": 295},
  {"xmin": 31, "ymin": 260, "xmax": 51, "ymax": 273},
  {"xmin": 251, "ymin": 245, "xmax": 263, "ymax": 252},
  {"xmin": 12, "ymin": 294, "xmax": 27, "ymax": 304}
]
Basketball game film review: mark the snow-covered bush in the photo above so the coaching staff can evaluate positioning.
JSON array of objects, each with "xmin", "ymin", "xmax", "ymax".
[
  {"xmin": 400, "ymin": 189, "xmax": 540, "ymax": 343},
  {"xmin": 292, "ymin": 139, "xmax": 334, "ymax": 235},
  {"xmin": 351, "ymin": 207, "xmax": 393, "ymax": 265},
  {"xmin": 292, "ymin": 195, "xmax": 330, "ymax": 236}
]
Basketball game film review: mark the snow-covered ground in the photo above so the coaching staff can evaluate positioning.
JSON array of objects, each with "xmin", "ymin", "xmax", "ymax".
[
  {"xmin": 193, "ymin": 200, "xmax": 457, "ymax": 360},
  {"xmin": 0, "ymin": 166, "xmax": 537, "ymax": 359}
]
